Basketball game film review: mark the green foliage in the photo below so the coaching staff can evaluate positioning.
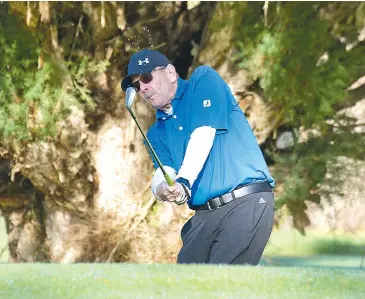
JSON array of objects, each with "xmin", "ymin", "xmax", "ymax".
[
  {"xmin": 0, "ymin": 6, "xmax": 67, "ymax": 141},
  {"xmin": 0, "ymin": 6, "xmax": 38, "ymax": 140},
  {"xmin": 208, "ymin": 2, "xmax": 248, "ymax": 32},
  {"xmin": 273, "ymin": 121, "xmax": 365, "ymax": 232},
  {"xmin": 234, "ymin": 2, "xmax": 362, "ymax": 128},
  {"xmin": 69, "ymin": 57, "xmax": 110, "ymax": 110},
  {"xmin": 0, "ymin": 3, "xmax": 109, "ymax": 142},
  {"xmin": 230, "ymin": 2, "xmax": 365, "ymax": 230}
]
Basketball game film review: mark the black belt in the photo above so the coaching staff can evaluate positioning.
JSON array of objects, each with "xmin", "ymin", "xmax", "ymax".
[{"xmin": 191, "ymin": 181, "xmax": 272, "ymax": 211}]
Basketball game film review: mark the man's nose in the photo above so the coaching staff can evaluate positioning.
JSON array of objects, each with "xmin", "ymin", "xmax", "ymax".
[{"xmin": 139, "ymin": 81, "xmax": 150, "ymax": 91}]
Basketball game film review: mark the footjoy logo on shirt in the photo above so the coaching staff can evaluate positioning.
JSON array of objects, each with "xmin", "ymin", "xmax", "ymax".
[{"xmin": 203, "ymin": 99, "xmax": 211, "ymax": 108}]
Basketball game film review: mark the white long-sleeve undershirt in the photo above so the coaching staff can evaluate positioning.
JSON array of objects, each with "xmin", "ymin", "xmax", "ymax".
[
  {"xmin": 176, "ymin": 126, "xmax": 216, "ymax": 187},
  {"xmin": 150, "ymin": 126, "xmax": 216, "ymax": 200}
]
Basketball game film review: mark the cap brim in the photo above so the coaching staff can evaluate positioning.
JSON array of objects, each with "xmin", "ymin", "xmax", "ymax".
[{"xmin": 121, "ymin": 75, "xmax": 132, "ymax": 92}]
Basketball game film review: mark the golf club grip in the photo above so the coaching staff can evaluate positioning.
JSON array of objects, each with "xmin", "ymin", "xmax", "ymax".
[{"xmin": 164, "ymin": 173, "xmax": 174, "ymax": 186}]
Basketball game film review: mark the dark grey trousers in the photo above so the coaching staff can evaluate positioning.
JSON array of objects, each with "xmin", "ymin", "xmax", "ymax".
[{"xmin": 177, "ymin": 191, "xmax": 274, "ymax": 265}]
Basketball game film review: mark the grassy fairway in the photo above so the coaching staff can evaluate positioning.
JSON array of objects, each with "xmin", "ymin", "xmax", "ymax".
[
  {"xmin": 264, "ymin": 229, "xmax": 365, "ymax": 257},
  {"xmin": 1, "ymin": 263, "xmax": 365, "ymax": 299},
  {"xmin": 262, "ymin": 228, "xmax": 365, "ymax": 268},
  {"xmin": 1, "ymin": 218, "xmax": 364, "ymax": 298}
]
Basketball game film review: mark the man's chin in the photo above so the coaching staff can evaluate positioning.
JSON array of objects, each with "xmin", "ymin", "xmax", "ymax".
[
  {"xmin": 148, "ymin": 98, "xmax": 170, "ymax": 110},
  {"xmin": 150, "ymin": 100, "xmax": 165, "ymax": 110},
  {"xmin": 150, "ymin": 101, "xmax": 161, "ymax": 109}
]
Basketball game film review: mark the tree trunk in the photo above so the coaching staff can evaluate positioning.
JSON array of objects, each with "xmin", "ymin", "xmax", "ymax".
[{"xmin": 0, "ymin": 1, "xmax": 215, "ymax": 263}]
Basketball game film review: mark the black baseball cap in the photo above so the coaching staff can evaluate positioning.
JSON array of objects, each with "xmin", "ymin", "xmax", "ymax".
[{"xmin": 121, "ymin": 49, "xmax": 170, "ymax": 91}]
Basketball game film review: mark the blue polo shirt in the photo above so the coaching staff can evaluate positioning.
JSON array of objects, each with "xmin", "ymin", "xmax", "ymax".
[{"xmin": 146, "ymin": 66, "xmax": 275, "ymax": 207}]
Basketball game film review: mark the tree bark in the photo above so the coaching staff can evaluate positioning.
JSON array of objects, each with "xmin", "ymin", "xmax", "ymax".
[{"xmin": 1, "ymin": 1, "xmax": 212, "ymax": 263}]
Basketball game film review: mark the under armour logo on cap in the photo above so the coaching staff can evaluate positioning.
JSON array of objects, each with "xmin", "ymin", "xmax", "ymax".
[{"xmin": 138, "ymin": 58, "xmax": 149, "ymax": 66}]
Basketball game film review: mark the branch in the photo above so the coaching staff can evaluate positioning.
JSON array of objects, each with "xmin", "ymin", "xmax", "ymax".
[
  {"xmin": 101, "ymin": 2, "xmax": 105, "ymax": 28},
  {"xmin": 134, "ymin": 178, "xmax": 152, "ymax": 199},
  {"xmin": 68, "ymin": 15, "xmax": 84, "ymax": 62},
  {"xmin": 0, "ymin": 243, "xmax": 8, "ymax": 259},
  {"xmin": 107, "ymin": 193, "xmax": 156, "ymax": 263},
  {"xmin": 106, "ymin": 241, "xmax": 121, "ymax": 263},
  {"xmin": 26, "ymin": 1, "xmax": 32, "ymax": 26},
  {"xmin": 335, "ymin": 83, "xmax": 365, "ymax": 111},
  {"xmin": 128, "ymin": 15, "xmax": 163, "ymax": 31},
  {"xmin": 263, "ymin": 1, "xmax": 269, "ymax": 27},
  {"xmin": 328, "ymin": 122, "xmax": 365, "ymax": 129},
  {"xmin": 130, "ymin": 196, "xmax": 157, "ymax": 231}
]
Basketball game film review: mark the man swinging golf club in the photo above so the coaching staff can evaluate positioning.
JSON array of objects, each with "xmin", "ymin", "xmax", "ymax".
[{"xmin": 121, "ymin": 49, "xmax": 275, "ymax": 265}]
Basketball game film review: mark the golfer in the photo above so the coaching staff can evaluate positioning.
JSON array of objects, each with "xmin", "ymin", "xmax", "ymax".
[{"xmin": 121, "ymin": 49, "xmax": 275, "ymax": 265}]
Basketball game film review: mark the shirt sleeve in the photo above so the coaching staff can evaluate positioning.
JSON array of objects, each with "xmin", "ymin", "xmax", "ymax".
[
  {"xmin": 146, "ymin": 127, "xmax": 174, "ymax": 170},
  {"xmin": 177, "ymin": 126, "xmax": 216, "ymax": 187},
  {"xmin": 189, "ymin": 68, "xmax": 230, "ymax": 134}
]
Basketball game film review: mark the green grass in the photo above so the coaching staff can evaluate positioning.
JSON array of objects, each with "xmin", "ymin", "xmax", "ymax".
[
  {"xmin": 261, "ymin": 255, "xmax": 364, "ymax": 268},
  {"xmin": 0, "ymin": 263, "xmax": 365, "ymax": 299},
  {"xmin": 262, "ymin": 228, "xmax": 365, "ymax": 268},
  {"xmin": 1, "ymin": 219, "xmax": 365, "ymax": 298},
  {"xmin": 264, "ymin": 228, "xmax": 365, "ymax": 257}
]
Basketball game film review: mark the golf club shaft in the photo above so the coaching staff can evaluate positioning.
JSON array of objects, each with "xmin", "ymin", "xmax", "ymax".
[{"xmin": 129, "ymin": 111, "xmax": 174, "ymax": 186}]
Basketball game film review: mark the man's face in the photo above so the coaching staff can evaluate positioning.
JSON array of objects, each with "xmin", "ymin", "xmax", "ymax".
[{"xmin": 132, "ymin": 65, "xmax": 176, "ymax": 110}]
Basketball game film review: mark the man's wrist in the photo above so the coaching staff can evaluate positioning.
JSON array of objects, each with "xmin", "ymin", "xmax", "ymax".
[
  {"xmin": 174, "ymin": 177, "xmax": 191, "ymax": 205},
  {"xmin": 175, "ymin": 177, "xmax": 191, "ymax": 189}
]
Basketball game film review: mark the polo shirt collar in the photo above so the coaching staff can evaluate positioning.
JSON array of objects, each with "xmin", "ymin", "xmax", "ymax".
[
  {"xmin": 156, "ymin": 78, "xmax": 188, "ymax": 120},
  {"xmin": 174, "ymin": 77, "xmax": 188, "ymax": 99}
]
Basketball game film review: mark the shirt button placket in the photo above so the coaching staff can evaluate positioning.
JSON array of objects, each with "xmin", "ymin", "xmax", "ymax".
[{"xmin": 173, "ymin": 114, "xmax": 182, "ymax": 131}]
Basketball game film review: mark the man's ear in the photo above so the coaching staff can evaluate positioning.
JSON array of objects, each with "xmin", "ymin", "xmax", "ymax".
[{"xmin": 166, "ymin": 64, "xmax": 178, "ymax": 83}]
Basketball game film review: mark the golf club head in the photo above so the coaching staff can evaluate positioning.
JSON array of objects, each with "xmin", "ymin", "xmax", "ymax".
[{"xmin": 125, "ymin": 87, "xmax": 137, "ymax": 111}]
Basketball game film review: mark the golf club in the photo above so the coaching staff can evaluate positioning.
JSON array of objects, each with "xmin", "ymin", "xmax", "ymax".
[{"xmin": 125, "ymin": 87, "xmax": 174, "ymax": 186}]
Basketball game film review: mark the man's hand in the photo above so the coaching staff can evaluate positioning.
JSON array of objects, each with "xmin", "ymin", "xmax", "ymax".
[
  {"xmin": 156, "ymin": 181, "xmax": 190, "ymax": 205},
  {"xmin": 156, "ymin": 181, "xmax": 182, "ymax": 202}
]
